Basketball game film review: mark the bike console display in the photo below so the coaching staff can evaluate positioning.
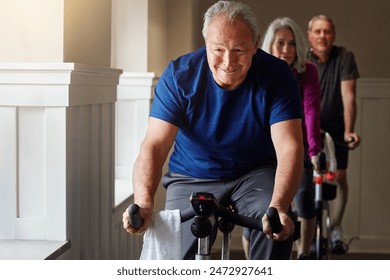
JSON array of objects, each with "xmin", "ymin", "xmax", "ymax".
[{"xmin": 190, "ymin": 192, "xmax": 218, "ymax": 217}]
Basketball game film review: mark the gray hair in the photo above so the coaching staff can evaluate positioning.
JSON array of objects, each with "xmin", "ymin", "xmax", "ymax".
[
  {"xmin": 308, "ymin": 14, "xmax": 336, "ymax": 32},
  {"xmin": 202, "ymin": 1, "xmax": 259, "ymax": 43},
  {"xmin": 261, "ymin": 17, "xmax": 308, "ymax": 73}
]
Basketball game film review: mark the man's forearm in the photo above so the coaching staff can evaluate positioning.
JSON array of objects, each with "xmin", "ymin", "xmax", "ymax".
[
  {"xmin": 344, "ymin": 100, "xmax": 357, "ymax": 135},
  {"xmin": 270, "ymin": 120, "xmax": 304, "ymax": 213},
  {"xmin": 271, "ymin": 148, "xmax": 303, "ymax": 213},
  {"xmin": 132, "ymin": 145, "xmax": 166, "ymax": 209},
  {"xmin": 341, "ymin": 80, "xmax": 357, "ymax": 135}
]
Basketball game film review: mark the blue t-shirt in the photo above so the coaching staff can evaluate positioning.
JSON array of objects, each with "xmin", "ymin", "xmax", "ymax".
[{"xmin": 151, "ymin": 47, "xmax": 302, "ymax": 179}]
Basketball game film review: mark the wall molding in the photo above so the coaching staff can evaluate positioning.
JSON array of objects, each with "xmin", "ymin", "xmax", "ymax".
[{"xmin": 0, "ymin": 63, "xmax": 121, "ymax": 106}]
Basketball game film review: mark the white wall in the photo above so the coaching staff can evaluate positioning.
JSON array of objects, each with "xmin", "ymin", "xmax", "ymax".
[
  {"xmin": 148, "ymin": 0, "xmax": 169, "ymax": 75},
  {"xmin": 111, "ymin": 0, "xmax": 148, "ymax": 72},
  {"xmin": 64, "ymin": 0, "xmax": 112, "ymax": 66},
  {"xmin": 0, "ymin": 0, "xmax": 64, "ymax": 62}
]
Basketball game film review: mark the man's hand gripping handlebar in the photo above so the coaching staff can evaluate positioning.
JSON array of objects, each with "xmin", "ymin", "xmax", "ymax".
[{"xmin": 126, "ymin": 192, "xmax": 283, "ymax": 238}]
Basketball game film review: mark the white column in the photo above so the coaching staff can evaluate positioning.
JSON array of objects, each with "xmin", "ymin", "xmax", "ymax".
[
  {"xmin": 0, "ymin": 63, "xmax": 121, "ymax": 242},
  {"xmin": 114, "ymin": 72, "xmax": 157, "ymax": 206}
]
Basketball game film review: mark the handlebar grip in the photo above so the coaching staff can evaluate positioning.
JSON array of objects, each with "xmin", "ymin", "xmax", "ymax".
[
  {"xmin": 318, "ymin": 151, "xmax": 327, "ymax": 172},
  {"xmin": 127, "ymin": 204, "xmax": 143, "ymax": 229},
  {"xmin": 266, "ymin": 207, "xmax": 282, "ymax": 233}
]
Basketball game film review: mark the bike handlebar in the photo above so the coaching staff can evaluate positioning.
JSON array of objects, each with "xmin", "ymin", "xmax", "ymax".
[{"xmin": 128, "ymin": 193, "xmax": 282, "ymax": 233}]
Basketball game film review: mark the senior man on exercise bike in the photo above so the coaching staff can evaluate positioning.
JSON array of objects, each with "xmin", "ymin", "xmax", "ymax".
[{"xmin": 123, "ymin": 0, "xmax": 303, "ymax": 260}]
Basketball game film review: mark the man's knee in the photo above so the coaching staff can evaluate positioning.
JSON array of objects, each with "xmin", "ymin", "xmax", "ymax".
[{"xmin": 336, "ymin": 169, "xmax": 348, "ymax": 188}]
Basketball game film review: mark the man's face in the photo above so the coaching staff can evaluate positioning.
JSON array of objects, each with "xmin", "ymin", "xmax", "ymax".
[
  {"xmin": 205, "ymin": 15, "xmax": 258, "ymax": 90},
  {"xmin": 308, "ymin": 19, "xmax": 335, "ymax": 55}
]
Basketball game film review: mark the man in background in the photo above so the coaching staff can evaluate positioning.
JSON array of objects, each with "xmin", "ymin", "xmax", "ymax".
[{"xmin": 307, "ymin": 15, "xmax": 361, "ymax": 254}]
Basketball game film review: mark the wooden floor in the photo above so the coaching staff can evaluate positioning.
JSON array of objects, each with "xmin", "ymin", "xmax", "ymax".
[
  {"xmin": 212, "ymin": 250, "xmax": 390, "ymax": 260},
  {"xmin": 292, "ymin": 251, "xmax": 390, "ymax": 260}
]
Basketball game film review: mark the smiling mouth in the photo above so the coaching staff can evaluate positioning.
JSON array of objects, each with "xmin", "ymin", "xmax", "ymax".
[{"xmin": 220, "ymin": 68, "xmax": 239, "ymax": 74}]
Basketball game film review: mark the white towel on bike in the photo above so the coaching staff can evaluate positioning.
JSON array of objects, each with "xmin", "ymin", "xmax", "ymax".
[{"xmin": 140, "ymin": 209, "xmax": 181, "ymax": 260}]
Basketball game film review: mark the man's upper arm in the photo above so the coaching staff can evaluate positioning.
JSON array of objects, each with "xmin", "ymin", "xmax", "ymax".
[
  {"xmin": 341, "ymin": 79, "xmax": 356, "ymax": 98},
  {"xmin": 271, "ymin": 119, "xmax": 303, "ymax": 155},
  {"xmin": 142, "ymin": 117, "xmax": 178, "ymax": 158}
]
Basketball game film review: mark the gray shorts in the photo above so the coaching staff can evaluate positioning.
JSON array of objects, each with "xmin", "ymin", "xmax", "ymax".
[
  {"xmin": 293, "ymin": 167, "xmax": 315, "ymax": 219},
  {"xmin": 163, "ymin": 165, "xmax": 293, "ymax": 260}
]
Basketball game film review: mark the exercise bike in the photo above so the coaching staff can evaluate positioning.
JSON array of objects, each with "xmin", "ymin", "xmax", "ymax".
[
  {"xmin": 128, "ymin": 192, "xmax": 283, "ymax": 260},
  {"xmin": 311, "ymin": 132, "xmax": 337, "ymax": 260}
]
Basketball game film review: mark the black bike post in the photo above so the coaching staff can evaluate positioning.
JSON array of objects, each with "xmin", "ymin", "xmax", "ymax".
[
  {"xmin": 191, "ymin": 215, "xmax": 213, "ymax": 260},
  {"xmin": 314, "ymin": 151, "xmax": 327, "ymax": 260},
  {"xmin": 190, "ymin": 192, "xmax": 218, "ymax": 260},
  {"xmin": 315, "ymin": 183, "xmax": 323, "ymax": 260},
  {"xmin": 218, "ymin": 216, "xmax": 235, "ymax": 260}
]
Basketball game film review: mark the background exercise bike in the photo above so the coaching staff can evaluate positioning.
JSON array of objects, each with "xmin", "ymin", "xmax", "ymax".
[{"xmin": 311, "ymin": 132, "xmax": 338, "ymax": 260}]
